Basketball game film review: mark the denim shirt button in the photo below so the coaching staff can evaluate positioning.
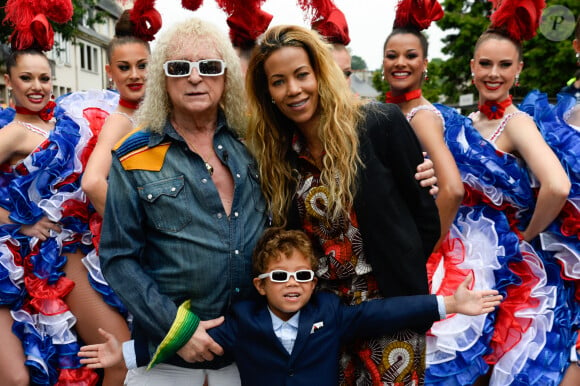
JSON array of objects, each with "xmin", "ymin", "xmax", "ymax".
[
  {"xmin": 236, "ymin": 173, "xmax": 241, "ymax": 178},
  {"xmin": 201, "ymin": 178, "xmax": 208, "ymax": 184},
  {"xmin": 234, "ymin": 250, "xmax": 239, "ymax": 255},
  {"xmin": 217, "ymin": 213, "xmax": 223, "ymax": 219},
  {"xmin": 147, "ymin": 194, "xmax": 153, "ymax": 200},
  {"xmin": 217, "ymin": 144, "xmax": 223, "ymax": 150},
  {"xmin": 234, "ymin": 212, "xmax": 239, "ymax": 217},
  {"xmin": 171, "ymin": 187, "xmax": 176, "ymax": 192},
  {"xmin": 234, "ymin": 287, "xmax": 240, "ymax": 293}
]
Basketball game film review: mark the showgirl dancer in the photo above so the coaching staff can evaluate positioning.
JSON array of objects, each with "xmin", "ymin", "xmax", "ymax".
[
  {"xmin": 428, "ymin": 0, "xmax": 577, "ymax": 384},
  {"xmin": 73, "ymin": 3, "xmax": 162, "ymax": 359},
  {"xmin": 518, "ymin": 14, "xmax": 580, "ymax": 386},
  {"xmin": 382, "ymin": 0, "xmax": 464, "ymax": 249},
  {"xmin": 0, "ymin": 0, "xmax": 161, "ymax": 384},
  {"xmin": 0, "ymin": 0, "xmax": 111, "ymax": 384}
]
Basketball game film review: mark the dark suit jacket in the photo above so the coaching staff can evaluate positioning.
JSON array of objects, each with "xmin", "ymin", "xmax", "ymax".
[{"xmin": 208, "ymin": 291, "xmax": 440, "ymax": 386}]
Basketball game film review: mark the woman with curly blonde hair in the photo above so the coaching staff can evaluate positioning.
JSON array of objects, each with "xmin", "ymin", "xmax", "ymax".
[{"xmin": 246, "ymin": 24, "xmax": 441, "ymax": 385}]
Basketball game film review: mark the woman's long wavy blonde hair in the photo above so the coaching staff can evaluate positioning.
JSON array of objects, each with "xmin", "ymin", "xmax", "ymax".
[
  {"xmin": 136, "ymin": 17, "xmax": 247, "ymax": 136},
  {"xmin": 246, "ymin": 25, "xmax": 364, "ymax": 226}
]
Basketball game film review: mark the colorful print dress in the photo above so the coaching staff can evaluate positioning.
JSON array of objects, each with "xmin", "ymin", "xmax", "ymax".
[
  {"xmin": 292, "ymin": 138, "xmax": 426, "ymax": 386},
  {"xmin": 424, "ymin": 104, "xmax": 577, "ymax": 386},
  {"xmin": 0, "ymin": 90, "xmax": 125, "ymax": 385}
]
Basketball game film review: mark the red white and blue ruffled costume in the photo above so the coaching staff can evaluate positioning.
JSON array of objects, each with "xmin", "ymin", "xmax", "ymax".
[
  {"xmin": 424, "ymin": 103, "xmax": 578, "ymax": 385},
  {"xmin": 58, "ymin": 90, "xmax": 129, "ymax": 319},
  {"xmin": 520, "ymin": 89, "xmax": 580, "ymax": 358},
  {"xmin": 0, "ymin": 90, "xmax": 126, "ymax": 385}
]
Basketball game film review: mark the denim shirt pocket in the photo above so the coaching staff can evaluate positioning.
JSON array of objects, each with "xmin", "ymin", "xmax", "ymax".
[
  {"xmin": 138, "ymin": 175, "xmax": 193, "ymax": 232},
  {"xmin": 247, "ymin": 163, "xmax": 266, "ymax": 213}
]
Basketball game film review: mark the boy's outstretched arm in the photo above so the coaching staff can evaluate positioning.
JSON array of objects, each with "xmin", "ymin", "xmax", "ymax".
[
  {"xmin": 444, "ymin": 275, "xmax": 503, "ymax": 316},
  {"xmin": 78, "ymin": 328, "xmax": 124, "ymax": 369}
]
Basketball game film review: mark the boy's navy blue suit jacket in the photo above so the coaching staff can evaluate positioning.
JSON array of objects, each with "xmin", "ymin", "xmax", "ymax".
[{"xmin": 208, "ymin": 291, "xmax": 439, "ymax": 386}]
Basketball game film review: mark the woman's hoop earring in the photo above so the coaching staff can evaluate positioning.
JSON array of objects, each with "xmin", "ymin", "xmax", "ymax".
[{"xmin": 271, "ymin": 98, "xmax": 275, "ymax": 104}]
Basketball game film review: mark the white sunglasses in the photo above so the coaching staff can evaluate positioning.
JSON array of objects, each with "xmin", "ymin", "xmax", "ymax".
[
  {"xmin": 258, "ymin": 269, "xmax": 315, "ymax": 283},
  {"xmin": 163, "ymin": 59, "xmax": 226, "ymax": 77}
]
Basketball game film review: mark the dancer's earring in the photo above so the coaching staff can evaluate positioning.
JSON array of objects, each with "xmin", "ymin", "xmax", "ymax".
[{"xmin": 514, "ymin": 74, "xmax": 520, "ymax": 87}]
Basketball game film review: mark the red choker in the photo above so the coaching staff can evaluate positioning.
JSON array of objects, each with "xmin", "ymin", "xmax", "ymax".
[
  {"xmin": 15, "ymin": 101, "xmax": 57, "ymax": 121},
  {"xmin": 478, "ymin": 95, "xmax": 512, "ymax": 120},
  {"xmin": 119, "ymin": 98, "xmax": 140, "ymax": 110},
  {"xmin": 385, "ymin": 89, "xmax": 422, "ymax": 104}
]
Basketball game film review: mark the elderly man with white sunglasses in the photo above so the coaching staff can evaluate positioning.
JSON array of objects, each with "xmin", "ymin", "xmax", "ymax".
[{"xmin": 98, "ymin": 17, "xmax": 268, "ymax": 386}]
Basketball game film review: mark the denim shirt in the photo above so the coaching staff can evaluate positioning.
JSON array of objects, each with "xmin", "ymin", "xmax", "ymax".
[{"xmin": 99, "ymin": 113, "xmax": 268, "ymax": 367}]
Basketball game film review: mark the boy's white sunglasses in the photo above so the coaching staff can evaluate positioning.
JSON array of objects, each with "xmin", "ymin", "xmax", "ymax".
[
  {"xmin": 163, "ymin": 59, "xmax": 226, "ymax": 77},
  {"xmin": 258, "ymin": 269, "xmax": 315, "ymax": 283}
]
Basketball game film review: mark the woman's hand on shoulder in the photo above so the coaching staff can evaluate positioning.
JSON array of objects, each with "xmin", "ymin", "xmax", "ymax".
[{"xmin": 415, "ymin": 153, "xmax": 438, "ymax": 196}]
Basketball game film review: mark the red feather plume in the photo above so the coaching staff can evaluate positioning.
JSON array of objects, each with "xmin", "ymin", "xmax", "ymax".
[
  {"xmin": 181, "ymin": 0, "xmax": 204, "ymax": 11},
  {"xmin": 393, "ymin": 0, "xmax": 444, "ymax": 30},
  {"xmin": 489, "ymin": 0, "xmax": 546, "ymax": 42},
  {"xmin": 130, "ymin": 0, "xmax": 162, "ymax": 42},
  {"xmin": 298, "ymin": 0, "xmax": 350, "ymax": 45},
  {"xmin": 43, "ymin": 0, "xmax": 74, "ymax": 24},
  {"xmin": 216, "ymin": 0, "xmax": 272, "ymax": 48},
  {"xmin": 3, "ymin": 0, "xmax": 74, "ymax": 51}
]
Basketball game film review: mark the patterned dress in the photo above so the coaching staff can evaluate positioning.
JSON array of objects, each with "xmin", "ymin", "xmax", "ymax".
[
  {"xmin": 424, "ymin": 104, "xmax": 577, "ymax": 385},
  {"xmin": 292, "ymin": 137, "xmax": 425, "ymax": 386}
]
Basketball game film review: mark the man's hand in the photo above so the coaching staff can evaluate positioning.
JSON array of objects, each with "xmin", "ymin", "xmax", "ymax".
[{"xmin": 177, "ymin": 316, "xmax": 225, "ymax": 362}]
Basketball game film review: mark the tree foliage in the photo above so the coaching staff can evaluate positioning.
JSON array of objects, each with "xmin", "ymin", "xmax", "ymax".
[
  {"xmin": 0, "ymin": 0, "xmax": 107, "ymax": 47},
  {"xmin": 351, "ymin": 54, "xmax": 367, "ymax": 70}
]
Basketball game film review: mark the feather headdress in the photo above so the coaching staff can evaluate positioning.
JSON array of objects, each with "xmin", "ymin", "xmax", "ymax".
[
  {"xmin": 216, "ymin": 0, "xmax": 273, "ymax": 48},
  {"xmin": 181, "ymin": 0, "xmax": 204, "ymax": 11},
  {"xmin": 298, "ymin": 0, "xmax": 350, "ymax": 45},
  {"xmin": 129, "ymin": 0, "xmax": 162, "ymax": 42},
  {"xmin": 488, "ymin": 0, "xmax": 546, "ymax": 42},
  {"xmin": 3, "ymin": 0, "xmax": 74, "ymax": 51},
  {"xmin": 393, "ymin": 0, "xmax": 444, "ymax": 31}
]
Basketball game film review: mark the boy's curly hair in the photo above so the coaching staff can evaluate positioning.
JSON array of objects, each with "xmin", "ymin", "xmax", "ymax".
[{"xmin": 252, "ymin": 228, "xmax": 318, "ymax": 276}]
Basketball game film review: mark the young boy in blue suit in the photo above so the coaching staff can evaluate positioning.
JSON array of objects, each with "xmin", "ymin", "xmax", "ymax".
[{"xmin": 79, "ymin": 228, "xmax": 501, "ymax": 386}]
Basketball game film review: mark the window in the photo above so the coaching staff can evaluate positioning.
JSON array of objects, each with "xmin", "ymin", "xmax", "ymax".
[
  {"xmin": 79, "ymin": 42, "xmax": 99, "ymax": 72},
  {"xmin": 50, "ymin": 33, "xmax": 71, "ymax": 65}
]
